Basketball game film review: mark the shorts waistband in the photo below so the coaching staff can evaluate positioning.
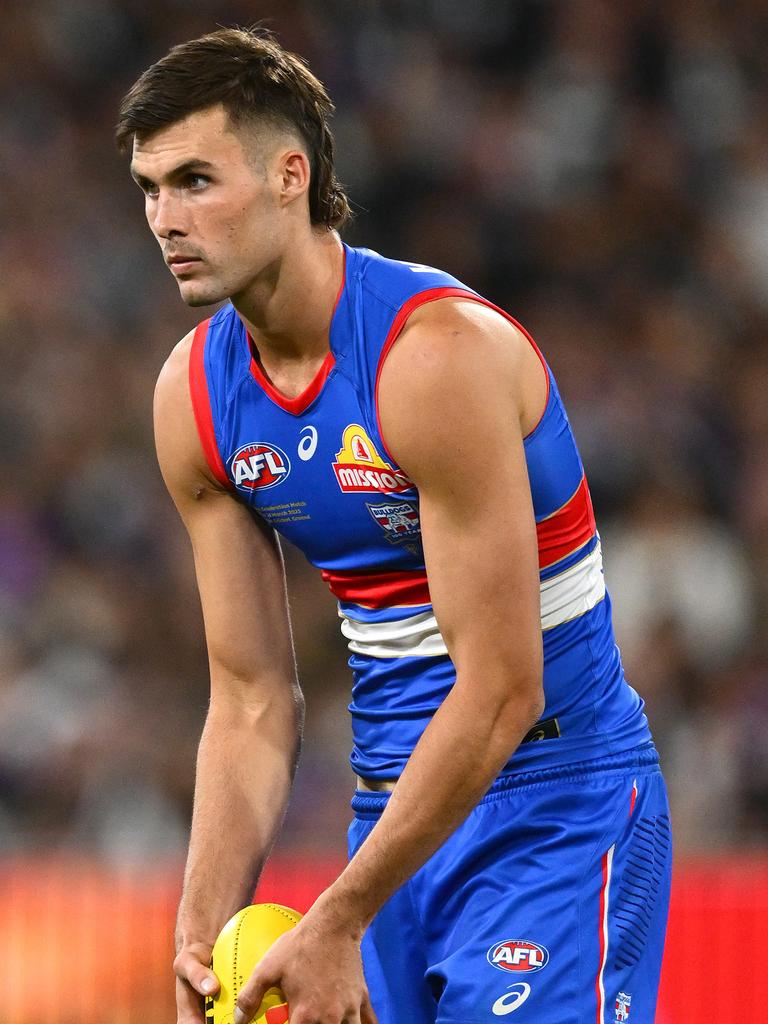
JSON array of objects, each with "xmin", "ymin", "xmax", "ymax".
[
  {"xmin": 353, "ymin": 716, "xmax": 564, "ymax": 794},
  {"xmin": 351, "ymin": 742, "xmax": 659, "ymax": 817}
]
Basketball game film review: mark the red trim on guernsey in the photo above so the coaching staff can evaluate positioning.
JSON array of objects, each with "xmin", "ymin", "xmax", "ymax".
[
  {"xmin": 247, "ymin": 246, "xmax": 347, "ymax": 416},
  {"xmin": 629, "ymin": 778, "xmax": 638, "ymax": 818},
  {"xmin": 249, "ymin": 347, "xmax": 336, "ymax": 416},
  {"xmin": 595, "ymin": 850, "xmax": 610, "ymax": 1024},
  {"xmin": 188, "ymin": 320, "xmax": 233, "ymax": 489},
  {"xmin": 322, "ymin": 568, "xmax": 431, "ymax": 609},
  {"xmin": 374, "ymin": 287, "xmax": 551, "ymax": 465},
  {"xmin": 536, "ymin": 474, "xmax": 596, "ymax": 570}
]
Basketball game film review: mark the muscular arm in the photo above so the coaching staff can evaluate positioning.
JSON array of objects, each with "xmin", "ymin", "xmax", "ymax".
[
  {"xmin": 317, "ymin": 298, "xmax": 545, "ymax": 928},
  {"xmin": 154, "ymin": 333, "xmax": 303, "ymax": 1019},
  {"xmin": 235, "ymin": 298, "xmax": 546, "ymax": 1024}
]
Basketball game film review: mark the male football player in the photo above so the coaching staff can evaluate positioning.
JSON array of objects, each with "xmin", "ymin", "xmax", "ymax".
[{"xmin": 118, "ymin": 27, "xmax": 672, "ymax": 1024}]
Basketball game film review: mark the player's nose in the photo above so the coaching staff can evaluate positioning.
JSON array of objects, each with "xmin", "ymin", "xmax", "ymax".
[{"xmin": 149, "ymin": 189, "xmax": 187, "ymax": 239}]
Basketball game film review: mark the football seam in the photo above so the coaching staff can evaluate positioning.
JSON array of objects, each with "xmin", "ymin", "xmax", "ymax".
[
  {"xmin": 233, "ymin": 907, "xmax": 249, "ymax": 1002},
  {"xmin": 262, "ymin": 903, "xmax": 301, "ymax": 925}
]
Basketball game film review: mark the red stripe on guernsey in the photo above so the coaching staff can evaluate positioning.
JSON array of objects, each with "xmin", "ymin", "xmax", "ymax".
[
  {"xmin": 595, "ymin": 845, "xmax": 614, "ymax": 1023},
  {"xmin": 629, "ymin": 778, "xmax": 638, "ymax": 818},
  {"xmin": 247, "ymin": 246, "xmax": 346, "ymax": 416},
  {"xmin": 374, "ymin": 287, "xmax": 551, "ymax": 465},
  {"xmin": 188, "ymin": 319, "xmax": 233, "ymax": 489},
  {"xmin": 537, "ymin": 474, "xmax": 596, "ymax": 570},
  {"xmin": 322, "ymin": 568, "xmax": 431, "ymax": 609}
]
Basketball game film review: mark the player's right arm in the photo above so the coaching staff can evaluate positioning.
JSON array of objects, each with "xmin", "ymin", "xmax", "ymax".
[{"xmin": 153, "ymin": 331, "xmax": 304, "ymax": 1024}]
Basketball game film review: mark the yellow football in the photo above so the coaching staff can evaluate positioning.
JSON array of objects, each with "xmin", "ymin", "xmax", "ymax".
[{"xmin": 204, "ymin": 903, "xmax": 302, "ymax": 1024}]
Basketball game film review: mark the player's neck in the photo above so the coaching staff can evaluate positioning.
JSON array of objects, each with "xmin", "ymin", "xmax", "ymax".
[{"xmin": 232, "ymin": 228, "xmax": 344, "ymax": 364}]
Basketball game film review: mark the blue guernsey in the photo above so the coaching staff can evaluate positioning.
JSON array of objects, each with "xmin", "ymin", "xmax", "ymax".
[{"xmin": 188, "ymin": 243, "xmax": 651, "ymax": 780}]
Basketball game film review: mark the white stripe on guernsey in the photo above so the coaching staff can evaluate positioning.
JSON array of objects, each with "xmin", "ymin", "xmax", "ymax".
[
  {"xmin": 340, "ymin": 608, "xmax": 449, "ymax": 659},
  {"xmin": 540, "ymin": 541, "xmax": 605, "ymax": 632},
  {"xmin": 597, "ymin": 844, "xmax": 615, "ymax": 1024},
  {"xmin": 339, "ymin": 543, "xmax": 606, "ymax": 659}
]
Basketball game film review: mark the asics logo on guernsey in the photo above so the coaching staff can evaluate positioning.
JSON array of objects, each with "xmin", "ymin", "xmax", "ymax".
[
  {"xmin": 297, "ymin": 425, "xmax": 318, "ymax": 461},
  {"xmin": 492, "ymin": 983, "xmax": 531, "ymax": 1015}
]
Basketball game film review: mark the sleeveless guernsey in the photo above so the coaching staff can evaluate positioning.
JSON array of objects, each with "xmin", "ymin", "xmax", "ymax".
[{"xmin": 189, "ymin": 243, "xmax": 651, "ymax": 779}]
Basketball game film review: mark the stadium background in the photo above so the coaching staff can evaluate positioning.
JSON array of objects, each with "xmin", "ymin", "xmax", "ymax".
[{"xmin": 2, "ymin": 1, "xmax": 767, "ymax": 1021}]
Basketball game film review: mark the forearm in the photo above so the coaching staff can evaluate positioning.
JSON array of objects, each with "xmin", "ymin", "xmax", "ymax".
[
  {"xmin": 175, "ymin": 689, "xmax": 302, "ymax": 951},
  {"xmin": 318, "ymin": 673, "xmax": 542, "ymax": 935}
]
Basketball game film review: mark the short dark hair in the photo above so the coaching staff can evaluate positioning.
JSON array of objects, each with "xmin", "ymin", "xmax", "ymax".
[{"xmin": 116, "ymin": 27, "xmax": 351, "ymax": 230}]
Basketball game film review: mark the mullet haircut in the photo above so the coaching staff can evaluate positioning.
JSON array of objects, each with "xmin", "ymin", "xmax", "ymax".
[{"xmin": 116, "ymin": 27, "xmax": 351, "ymax": 230}]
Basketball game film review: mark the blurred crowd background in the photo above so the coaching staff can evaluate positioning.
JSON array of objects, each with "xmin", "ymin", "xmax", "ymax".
[{"xmin": 2, "ymin": 0, "xmax": 767, "ymax": 865}]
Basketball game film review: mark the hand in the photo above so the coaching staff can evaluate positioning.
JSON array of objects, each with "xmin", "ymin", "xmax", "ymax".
[
  {"xmin": 174, "ymin": 941, "xmax": 221, "ymax": 1024},
  {"xmin": 233, "ymin": 904, "xmax": 377, "ymax": 1024}
]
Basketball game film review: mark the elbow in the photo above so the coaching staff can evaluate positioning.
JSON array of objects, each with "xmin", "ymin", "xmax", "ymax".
[
  {"xmin": 455, "ymin": 663, "xmax": 545, "ymax": 736},
  {"xmin": 500, "ymin": 682, "xmax": 545, "ymax": 735},
  {"xmin": 489, "ymin": 660, "xmax": 545, "ymax": 737},
  {"xmin": 208, "ymin": 676, "xmax": 305, "ymax": 739},
  {"xmin": 525, "ymin": 688, "xmax": 546, "ymax": 731}
]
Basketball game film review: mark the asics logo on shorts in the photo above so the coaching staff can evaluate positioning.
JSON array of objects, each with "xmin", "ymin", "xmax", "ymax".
[{"xmin": 492, "ymin": 983, "xmax": 531, "ymax": 1015}]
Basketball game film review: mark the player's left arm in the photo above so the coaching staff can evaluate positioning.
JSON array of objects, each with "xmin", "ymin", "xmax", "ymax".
[
  {"xmin": 324, "ymin": 295, "xmax": 546, "ymax": 916},
  {"xmin": 235, "ymin": 298, "xmax": 546, "ymax": 1024}
]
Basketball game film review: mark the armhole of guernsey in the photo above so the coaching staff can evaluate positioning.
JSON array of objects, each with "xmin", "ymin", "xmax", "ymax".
[
  {"xmin": 373, "ymin": 287, "xmax": 551, "ymax": 465},
  {"xmin": 188, "ymin": 319, "xmax": 234, "ymax": 490}
]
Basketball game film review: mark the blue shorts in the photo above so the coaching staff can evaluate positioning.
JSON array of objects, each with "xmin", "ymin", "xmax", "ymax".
[{"xmin": 348, "ymin": 744, "xmax": 671, "ymax": 1024}]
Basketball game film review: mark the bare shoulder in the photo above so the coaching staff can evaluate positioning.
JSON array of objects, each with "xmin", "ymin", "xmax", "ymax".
[
  {"xmin": 391, "ymin": 296, "xmax": 530, "ymax": 376},
  {"xmin": 154, "ymin": 328, "xmax": 226, "ymax": 509},
  {"xmin": 378, "ymin": 297, "xmax": 547, "ymax": 477}
]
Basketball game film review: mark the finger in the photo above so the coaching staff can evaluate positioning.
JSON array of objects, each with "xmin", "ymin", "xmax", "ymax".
[
  {"xmin": 234, "ymin": 969, "xmax": 270, "ymax": 1024},
  {"xmin": 175, "ymin": 975, "xmax": 207, "ymax": 1024},
  {"xmin": 174, "ymin": 949, "xmax": 220, "ymax": 997},
  {"xmin": 361, "ymin": 991, "xmax": 378, "ymax": 1024}
]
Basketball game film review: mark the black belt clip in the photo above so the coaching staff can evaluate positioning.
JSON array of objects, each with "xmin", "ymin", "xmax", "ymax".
[{"xmin": 520, "ymin": 716, "xmax": 561, "ymax": 744}]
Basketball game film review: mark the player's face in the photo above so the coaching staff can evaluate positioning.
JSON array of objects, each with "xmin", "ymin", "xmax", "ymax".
[{"xmin": 130, "ymin": 106, "xmax": 293, "ymax": 307}]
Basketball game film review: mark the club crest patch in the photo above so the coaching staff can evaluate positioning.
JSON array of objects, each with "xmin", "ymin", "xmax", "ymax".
[
  {"xmin": 367, "ymin": 501, "xmax": 421, "ymax": 543},
  {"xmin": 615, "ymin": 992, "xmax": 631, "ymax": 1022}
]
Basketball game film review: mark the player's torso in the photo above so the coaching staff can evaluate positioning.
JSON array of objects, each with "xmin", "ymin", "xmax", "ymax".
[{"xmin": 191, "ymin": 242, "xmax": 652, "ymax": 778}]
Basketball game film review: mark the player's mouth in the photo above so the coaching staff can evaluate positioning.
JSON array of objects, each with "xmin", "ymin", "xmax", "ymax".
[{"xmin": 166, "ymin": 255, "xmax": 203, "ymax": 274}]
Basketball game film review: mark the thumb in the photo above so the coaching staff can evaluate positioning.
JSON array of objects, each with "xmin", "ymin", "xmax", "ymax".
[
  {"xmin": 174, "ymin": 947, "xmax": 220, "ymax": 997},
  {"xmin": 197, "ymin": 970, "xmax": 220, "ymax": 998}
]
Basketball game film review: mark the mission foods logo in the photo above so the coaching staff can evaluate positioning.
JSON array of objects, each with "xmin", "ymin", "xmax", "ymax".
[
  {"xmin": 230, "ymin": 442, "xmax": 290, "ymax": 491},
  {"xmin": 487, "ymin": 940, "xmax": 549, "ymax": 974},
  {"xmin": 333, "ymin": 424, "xmax": 412, "ymax": 494}
]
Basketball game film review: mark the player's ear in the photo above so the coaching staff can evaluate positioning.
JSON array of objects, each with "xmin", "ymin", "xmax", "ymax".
[{"xmin": 279, "ymin": 149, "xmax": 311, "ymax": 208}]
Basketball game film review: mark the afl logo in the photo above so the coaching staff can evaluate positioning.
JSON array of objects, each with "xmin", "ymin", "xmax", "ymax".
[
  {"xmin": 487, "ymin": 940, "xmax": 549, "ymax": 974},
  {"xmin": 230, "ymin": 442, "xmax": 290, "ymax": 491}
]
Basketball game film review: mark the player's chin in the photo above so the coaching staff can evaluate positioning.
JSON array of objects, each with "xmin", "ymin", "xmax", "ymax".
[{"xmin": 177, "ymin": 278, "xmax": 227, "ymax": 308}]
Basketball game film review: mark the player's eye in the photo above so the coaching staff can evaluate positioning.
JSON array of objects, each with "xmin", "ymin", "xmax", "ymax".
[{"xmin": 185, "ymin": 174, "xmax": 210, "ymax": 190}]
